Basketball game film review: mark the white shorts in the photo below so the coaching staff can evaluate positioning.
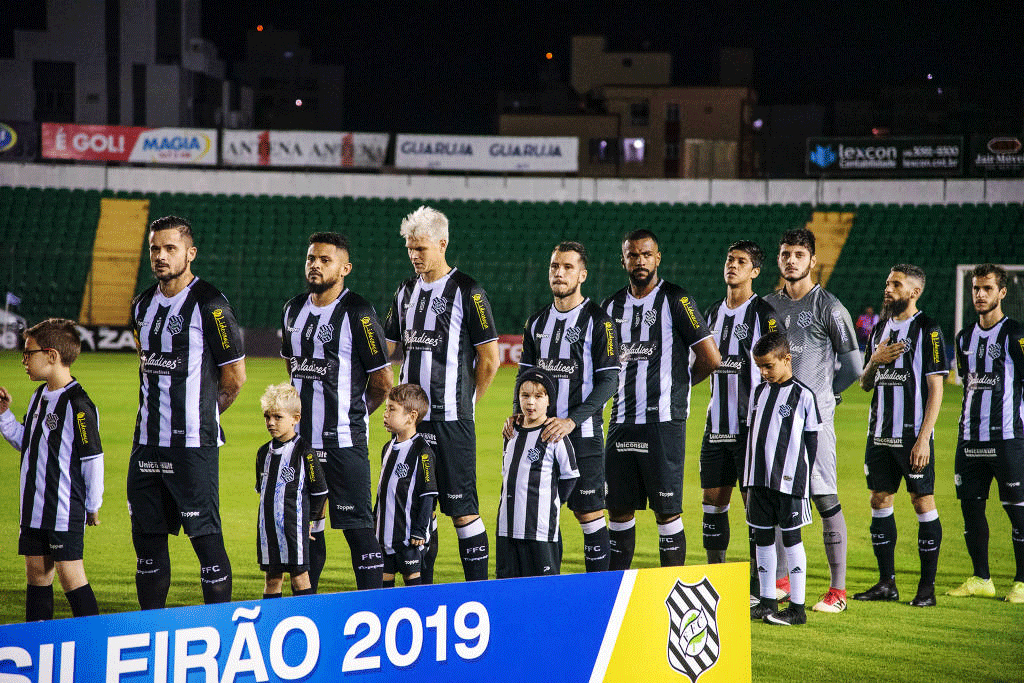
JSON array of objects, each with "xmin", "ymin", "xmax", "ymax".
[{"xmin": 809, "ymin": 420, "xmax": 838, "ymax": 496}]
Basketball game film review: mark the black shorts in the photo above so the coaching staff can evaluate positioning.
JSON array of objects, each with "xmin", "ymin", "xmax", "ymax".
[
  {"xmin": 746, "ymin": 487, "xmax": 812, "ymax": 531},
  {"xmin": 260, "ymin": 563, "xmax": 310, "ymax": 576},
  {"xmin": 317, "ymin": 447, "xmax": 374, "ymax": 529},
  {"xmin": 566, "ymin": 433, "xmax": 605, "ymax": 513},
  {"xmin": 495, "ymin": 536, "xmax": 561, "ymax": 578},
  {"xmin": 127, "ymin": 444, "xmax": 221, "ymax": 537},
  {"xmin": 955, "ymin": 438, "xmax": 1024, "ymax": 503},
  {"xmin": 699, "ymin": 431, "xmax": 747, "ymax": 490},
  {"xmin": 19, "ymin": 527, "xmax": 84, "ymax": 562},
  {"xmin": 417, "ymin": 420, "xmax": 478, "ymax": 517},
  {"xmin": 605, "ymin": 420, "xmax": 685, "ymax": 516},
  {"xmin": 382, "ymin": 544, "xmax": 424, "ymax": 577},
  {"xmin": 865, "ymin": 435, "xmax": 935, "ymax": 496}
]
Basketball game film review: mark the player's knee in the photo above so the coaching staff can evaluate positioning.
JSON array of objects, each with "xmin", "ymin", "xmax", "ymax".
[
  {"xmin": 869, "ymin": 491, "xmax": 895, "ymax": 510},
  {"xmin": 655, "ymin": 513, "xmax": 680, "ymax": 525},
  {"xmin": 609, "ymin": 510, "xmax": 634, "ymax": 524},
  {"xmin": 452, "ymin": 514, "xmax": 479, "ymax": 528},
  {"xmin": 780, "ymin": 528, "xmax": 802, "ymax": 547},
  {"xmin": 812, "ymin": 494, "xmax": 841, "ymax": 516},
  {"xmin": 753, "ymin": 527, "xmax": 774, "ymax": 546},
  {"xmin": 574, "ymin": 509, "xmax": 604, "ymax": 524},
  {"xmin": 909, "ymin": 494, "xmax": 936, "ymax": 515}
]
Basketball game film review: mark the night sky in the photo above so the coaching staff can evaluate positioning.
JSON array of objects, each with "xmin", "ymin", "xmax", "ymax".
[{"xmin": 4, "ymin": 0, "xmax": 1022, "ymax": 133}]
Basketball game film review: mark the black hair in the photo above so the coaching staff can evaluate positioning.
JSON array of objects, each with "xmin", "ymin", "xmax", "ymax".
[
  {"xmin": 779, "ymin": 228, "xmax": 815, "ymax": 257},
  {"xmin": 623, "ymin": 229, "xmax": 660, "ymax": 248},
  {"xmin": 728, "ymin": 240, "xmax": 764, "ymax": 269},
  {"xmin": 553, "ymin": 241, "xmax": 588, "ymax": 269},
  {"xmin": 309, "ymin": 232, "xmax": 351, "ymax": 255},
  {"xmin": 150, "ymin": 215, "xmax": 193, "ymax": 244},
  {"xmin": 891, "ymin": 263, "xmax": 927, "ymax": 289},
  {"xmin": 972, "ymin": 263, "xmax": 1007, "ymax": 290},
  {"xmin": 752, "ymin": 331, "xmax": 790, "ymax": 359}
]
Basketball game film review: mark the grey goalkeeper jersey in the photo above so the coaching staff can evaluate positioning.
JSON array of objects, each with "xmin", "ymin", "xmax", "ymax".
[{"xmin": 764, "ymin": 285, "xmax": 858, "ymax": 418}]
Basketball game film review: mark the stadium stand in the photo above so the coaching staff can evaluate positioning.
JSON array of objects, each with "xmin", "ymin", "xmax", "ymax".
[{"xmin": 2, "ymin": 188, "xmax": 1020, "ymax": 339}]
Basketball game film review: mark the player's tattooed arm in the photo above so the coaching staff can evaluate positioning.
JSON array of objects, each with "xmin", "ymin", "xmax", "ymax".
[
  {"xmin": 365, "ymin": 366, "xmax": 394, "ymax": 415},
  {"xmin": 217, "ymin": 359, "xmax": 247, "ymax": 413}
]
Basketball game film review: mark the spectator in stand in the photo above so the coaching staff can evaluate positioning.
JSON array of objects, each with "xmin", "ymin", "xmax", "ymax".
[{"xmin": 856, "ymin": 306, "xmax": 880, "ymax": 350}]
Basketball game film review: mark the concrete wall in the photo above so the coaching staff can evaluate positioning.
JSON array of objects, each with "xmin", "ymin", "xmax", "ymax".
[
  {"xmin": 0, "ymin": 62, "xmax": 35, "ymax": 120},
  {"xmin": 571, "ymin": 36, "xmax": 671, "ymax": 96},
  {"xmin": 1, "ymin": 162, "xmax": 1022, "ymax": 205}
]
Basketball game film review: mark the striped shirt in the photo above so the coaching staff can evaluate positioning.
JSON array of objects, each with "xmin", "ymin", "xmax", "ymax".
[
  {"xmin": 764, "ymin": 285, "xmax": 858, "ymax": 418},
  {"xmin": 497, "ymin": 425, "xmax": 579, "ymax": 542},
  {"xmin": 0, "ymin": 381, "xmax": 104, "ymax": 532},
  {"xmin": 603, "ymin": 280, "xmax": 713, "ymax": 424},
  {"xmin": 131, "ymin": 278, "xmax": 245, "ymax": 448},
  {"xmin": 865, "ymin": 312, "xmax": 949, "ymax": 440},
  {"xmin": 956, "ymin": 316, "xmax": 1024, "ymax": 441},
  {"xmin": 282, "ymin": 289, "xmax": 390, "ymax": 449},
  {"xmin": 255, "ymin": 435, "xmax": 327, "ymax": 566},
  {"xmin": 518, "ymin": 299, "xmax": 619, "ymax": 437},
  {"xmin": 374, "ymin": 435, "xmax": 438, "ymax": 554},
  {"xmin": 385, "ymin": 268, "xmax": 498, "ymax": 422},
  {"xmin": 704, "ymin": 294, "xmax": 783, "ymax": 436},
  {"xmin": 744, "ymin": 378, "xmax": 821, "ymax": 497}
]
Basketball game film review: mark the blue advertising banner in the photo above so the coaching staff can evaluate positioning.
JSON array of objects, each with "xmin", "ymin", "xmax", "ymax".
[{"xmin": 0, "ymin": 564, "xmax": 751, "ymax": 682}]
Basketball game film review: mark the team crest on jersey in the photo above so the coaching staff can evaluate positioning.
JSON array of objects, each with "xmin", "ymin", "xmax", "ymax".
[
  {"xmin": 317, "ymin": 324, "xmax": 335, "ymax": 344},
  {"xmin": 896, "ymin": 338, "xmax": 913, "ymax": 354},
  {"xmin": 395, "ymin": 462, "xmax": 410, "ymax": 478},
  {"xmin": 665, "ymin": 578, "xmax": 721, "ymax": 681},
  {"xmin": 45, "ymin": 413, "xmax": 60, "ymax": 431},
  {"xmin": 778, "ymin": 404, "xmax": 793, "ymax": 417},
  {"xmin": 280, "ymin": 466, "xmax": 295, "ymax": 483},
  {"xmin": 987, "ymin": 343, "xmax": 1002, "ymax": 359},
  {"xmin": 431, "ymin": 297, "xmax": 448, "ymax": 315},
  {"xmin": 564, "ymin": 326, "xmax": 581, "ymax": 343},
  {"xmin": 732, "ymin": 323, "xmax": 749, "ymax": 341},
  {"xmin": 527, "ymin": 447, "xmax": 542, "ymax": 463},
  {"xmin": 166, "ymin": 315, "xmax": 184, "ymax": 336},
  {"xmin": 643, "ymin": 310, "xmax": 658, "ymax": 327},
  {"xmin": 797, "ymin": 311, "xmax": 813, "ymax": 328}
]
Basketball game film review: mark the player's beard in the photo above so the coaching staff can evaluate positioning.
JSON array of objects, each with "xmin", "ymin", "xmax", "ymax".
[
  {"xmin": 881, "ymin": 297, "xmax": 909, "ymax": 319},
  {"xmin": 974, "ymin": 299, "xmax": 999, "ymax": 315},
  {"xmin": 307, "ymin": 275, "xmax": 338, "ymax": 295},
  {"xmin": 154, "ymin": 262, "xmax": 187, "ymax": 282},
  {"xmin": 629, "ymin": 268, "xmax": 655, "ymax": 289},
  {"xmin": 782, "ymin": 263, "xmax": 811, "ymax": 283},
  {"xmin": 551, "ymin": 281, "xmax": 579, "ymax": 301}
]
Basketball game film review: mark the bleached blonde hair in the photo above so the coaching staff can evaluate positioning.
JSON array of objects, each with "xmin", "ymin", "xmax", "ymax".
[
  {"xmin": 260, "ymin": 383, "xmax": 301, "ymax": 417},
  {"xmin": 400, "ymin": 205, "xmax": 449, "ymax": 243}
]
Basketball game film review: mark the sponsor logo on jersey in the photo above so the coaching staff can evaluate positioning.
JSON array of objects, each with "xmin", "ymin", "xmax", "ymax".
[
  {"xmin": 619, "ymin": 340, "xmax": 659, "ymax": 362},
  {"xmin": 431, "ymin": 297, "xmax": 448, "ymax": 315},
  {"xmin": 873, "ymin": 436, "xmax": 903, "ymax": 447},
  {"xmin": 359, "ymin": 316, "xmax": 379, "ymax": 356},
  {"xmin": 395, "ymin": 462, "xmax": 410, "ymax": 478},
  {"xmin": 141, "ymin": 351, "xmax": 186, "ymax": 376},
  {"xmin": 797, "ymin": 311, "xmax": 813, "ymax": 328},
  {"xmin": 665, "ymin": 578, "xmax": 721, "ymax": 680},
  {"xmin": 472, "ymin": 293, "xmax": 490, "ymax": 330},
  {"xmin": 45, "ymin": 413, "xmax": 60, "ymax": 431},
  {"xmin": 604, "ymin": 321, "xmax": 615, "ymax": 357},
  {"xmin": 316, "ymin": 323, "xmax": 335, "ymax": 344},
  {"xmin": 732, "ymin": 323, "xmax": 749, "ymax": 341},
  {"xmin": 714, "ymin": 355, "xmax": 745, "ymax": 375},
  {"xmin": 931, "ymin": 331, "xmax": 941, "ymax": 364},
  {"xmin": 536, "ymin": 357, "xmax": 579, "ymax": 380},
  {"xmin": 280, "ymin": 466, "xmax": 295, "ymax": 483},
  {"xmin": 679, "ymin": 297, "xmax": 701, "ymax": 330},
  {"xmin": 987, "ymin": 343, "xmax": 1002, "ymax": 359},
  {"xmin": 166, "ymin": 315, "xmax": 184, "ymax": 336},
  {"xmin": 644, "ymin": 309, "xmax": 659, "ymax": 327},
  {"xmin": 708, "ymin": 433, "xmax": 738, "ymax": 443},
  {"xmin": 964, "ymin": 447, "xmax": 997, "ymax": 458},
  {"xmin": 289, "ymin": 356, "xmax": 335, "ymax": 381},
  {"xmin": 875, "ymin": 368, "xmax": 911, "ymax": 386},
  {"xmin": 966, "ymin": 372, "xmax": 1001, "ymax": 392},
  {"xmin": 212, "ymin": 308, "xmax": 231, "ymax": 350},
  {"xmin": 767, "ymin": 317, "xmax": 778, "ymax": 332},
  {"xmin": 404, "ymin": 329, "xmax": 444, "ymax": 351},
  {"xmin": 527, "ymin": 446, "xmax": 542, "ymax": 463},
  {"xmin": 778, "ymin": 404, "xmax": 793, "ymax": 417},
  {"xmin": 420, "ymin": 452, "xmax": 432, "ymax": 482},
  {"xmin": 305, "ymin": 452, "xmax": 318, "ymax": 483},
  {"xmin": 832, "ymin": 308, "xmax": 850, "ymax": 344},
  {"xmin": 76, "ymin": 411, "xmax": 88, "ymax": 444},
  {"xmin": 564, "ymin": 326, "xmax": 581, "ymax": 344}
]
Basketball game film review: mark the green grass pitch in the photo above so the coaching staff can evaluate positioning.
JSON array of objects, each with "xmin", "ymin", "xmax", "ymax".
[{"xmin": 0, "ymin": 352, "xmax": 1019, "ymax": 681}]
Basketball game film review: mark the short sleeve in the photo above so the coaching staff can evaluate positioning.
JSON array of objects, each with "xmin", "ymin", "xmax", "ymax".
[
  {"xmin": 416, "ymin": 444, "xmax": 439, "ymax": 496},
  {"xmin": 519, "ymin": 318, "xmax": 537, "ymax": 368},
  {"xmin": 351, "ymin": 304, "xmax": 390, "ymax": 372},
  {"xmin": 758, "ymin": 300, "xmax": 785, "ymax": 335},
  {"xmin": 70, "ymin": 394, "xmax": 103, "ymax": 459},
  {"xmin": 255, "ymin": 445, "xmax": 267, "ymax": 493},
  {"xmin": 1007, "ymin": 323, "xmax": 1024, "ymax": 370},
  {"xmin": 202, "ymin": 298, "xmax": 245, "ymax": 366},
  {"xmin": 824, "ymin": 301, "xmax": 858, "ymax": 356},
  {"xmin": 464, "ymin": 284, "xmax": 499, "ymax": 345},
  {"xmin": 591, "ymin": 311, "xmax": 620, "ymax": 373},
  {"xmin": 922, "ymin": 322, "xmax": 951, "ymax": 375},
  {"xmin": 280, "ymin": 301, "xmax": 293, "ymax": 359},
  {"xmin": 954, "ymin": 331, "xmax": 967, "ymax": 381},
  {"xmin": 671, "ymin": 291, "xmax": 713, "ymax": 347},
  {"xmin": 802, "ymin": 390, "xmax": 822, "ymax": 432},
  {"xmin": 303, "ymin": 445, "xmax": 328, "ymax": 497},
  {"xmin": 555, "ymin": 438, "xmax": 579, "ymax": 479},
  {"xmin": 384, "ymin": 285, "xmax": 404, "ymax": 344}
]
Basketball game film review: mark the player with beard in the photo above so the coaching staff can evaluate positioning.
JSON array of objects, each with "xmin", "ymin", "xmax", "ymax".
[
  {"xmin": 506, "ymin": 242, "xmax": 619, "ymax": 572},
  {"xmin": 948, "ymin": 264, "xmax": 1024, "ymax": 604},
  {"xmin": 854, "ymin": 264, "xmax": 947, "ymax": 607},
  {"xmin": 602, "ymin": 230, "xmax": 720, "ymax": 569},
  {"xmin": 281, "ymin": 232, "xmax": 392, "ymax": 591},
  {"xmin": 128, "ymin": 216, "xmax": 247, "ymax": 609},
  {"xmin": 764, "ymin": 228, "xmax": 862, "ymax": 613}
]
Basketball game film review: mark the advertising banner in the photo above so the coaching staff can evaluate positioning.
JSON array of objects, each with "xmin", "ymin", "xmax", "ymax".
[
  {"xmin": 395, "ymin": 134, "xmax": 578, "ymax": 172},
  {"xmin": 0, "ymin": 564, "xmax": 750, "ymax": 683},
  {"xmin": 40, "ymin": 123, "xmax": 217, "ymax": 165},
  {"xmin": 970, "ymin": 135, "xmax": 1024, "ymax": 176},
  {"xmin": 497, "ymin": 334, "xmax": 523, "ymax": 365},
  {"xmin": 0, "ymin": 121, "xmax": 39, "ymax": 161},
  {"xmin": 75, "ymin": 325, "xmax": 138, "ymax": 352},
  {"xmin": 222, "ymin": 130, "xmax": 389, "ymax": 168},
  {"xmin": 806, "ymin": 136, "xmax": 963, "ymax": 177}
]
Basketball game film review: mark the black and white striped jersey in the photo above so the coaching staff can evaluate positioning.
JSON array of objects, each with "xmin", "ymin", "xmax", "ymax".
[
  {"xmin": 602, "ymin": 280, "xmax": 713, "ymax": 424},
  {"xmin": 955, "ymin": 316, "xmax": 1024, "ymax": 442},
  {"xmin": 518, "ymin": 299, "xmax": 619, "ymax": 437},
  {"xmin": 743, "ymin": 378, "xmax": 821, "ymax": 497},
  {"xmin": 497, "ymin": 425, "xmax": 579, "ymax": 542},
  {"xmin": 282, "ymin": 290, "xmax": 390, "ymax": 449},
  {"xmin": 865, "ymin": 312, "xmax": 949, "ymax": 440},
  {"xmin": 0, "ymin": 381, "xmax": 104, "ymax": 532},
  {"xmin": 703, "ymin": 294, "xmax": 783, "ymax": 436},
  {"xmin": 374, "ymin": 434, "xmax": 438, "ymax": 554},
  {"xmin": 384, "ymin": 268, "xmax": 498, "ymax": 422},
  {"xmin": 131, "ymin": 278, "xmax": 245, "ymax": 448},
  {"xmin": 763, "ymin": 285, "xmax": 858, "ymax": 418},
  {"xmin": 255, "ymin": 435, "xmax": 327, "ymax": 567}
]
